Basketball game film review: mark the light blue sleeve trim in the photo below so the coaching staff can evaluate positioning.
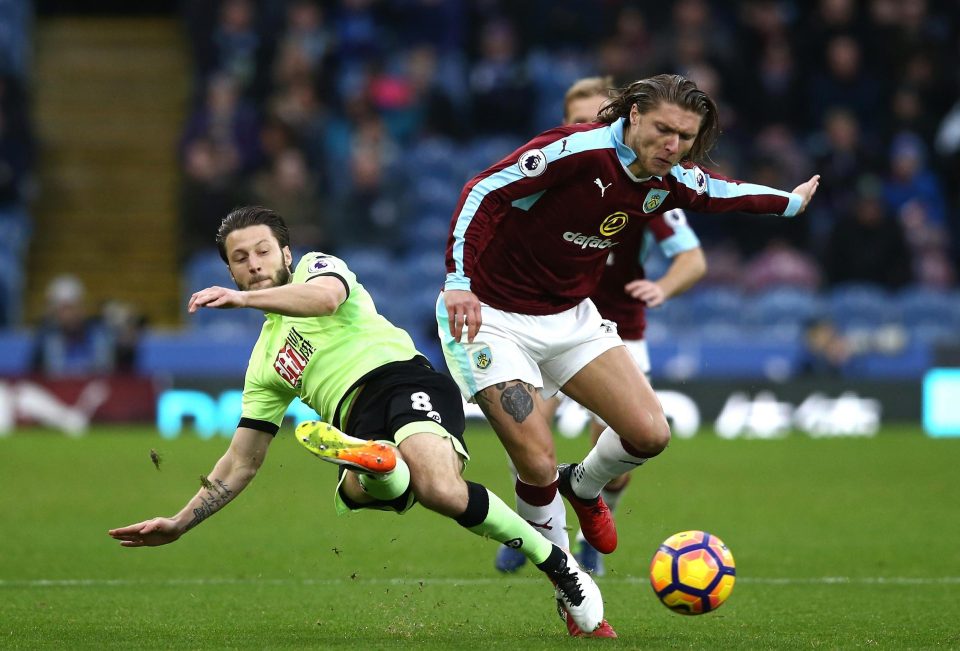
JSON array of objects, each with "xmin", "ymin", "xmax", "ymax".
[
  {"xmin": 784, "ymin": 193, "xmax": 803, "ymax": 217},
  {"xmin": 444, "ymin": 272, "xmax": 471, "ymax": 291},
  {"xmin": 658, "ymin": 226, "xmax": 701, "ymax": 258}
]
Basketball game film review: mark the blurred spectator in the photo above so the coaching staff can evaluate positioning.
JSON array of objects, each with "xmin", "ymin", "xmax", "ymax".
[
  {"xmin": 807, "ymin": 108, "xmax": 882, "ymax": 250},
  {"xmin": 331, "ymin": 144, "xmax": 405, "ymax": 252},
  {"xmin": 743, "ymin": 40, "xmax": 806, "ymax": 128},
  {"xmin": 468, "ymin": 18, "xmax": 536, "ymax": 137},
  {"xmin": 806, "ymin": 34, "xmax": 882, "ymax": 134},
  {"xmin": 698, "ymin": 242, "xmax": 744, "ymax": 288},
  {"xmin": 364, "ymin": 58, "xmax": 418, "ymax": 143},
  {"xmin": 179, "ymin": 74, "xmax": 261, "ymax": 258},
  {"xmin": 898, "ymin": 200, "xmax": 955, "ymax": 289},
  {"xmin": 743, "ymin": 239, "xmax": 821, "ymax": 293},
  {"xmin": 658, "ymin": 0, "xmax": 736, "ymax": 73},
  {"xmin": 212, "ymin": 0, "xmax": 262, "ymax": 95},
  {"xmin": 823, "ymin": 175, "xmax": 913, "ymax": 289},
  {"xmin": 250, "ymin": 148, "xmax": 328, "ymax": 252},
  {"xmin": 101, "ymin": 300, "xmax": 146, "ymax": 375},
  {"xmin": 804, "ymin": 0, "xmax": 866, "ymax": 56},
  {"xmin": 268, "ymin": 75, "xmax": 328, "ymax": 172},
  {"xmin": 179, "ymin": 137, "xmax": 245, "ymax": 260},
  {"xmin": 0, "ymin": 73, "xmax": 34, "ymax": 255},
  {"xmin": 799, "ymin": 316, "xmax": 907, "ymax": 376},
  {"xmin": 32, "ymin": 275, "xmax": 116, "ymax": 377},
  {"xmin": 811, "ymin": 108, "xmax": 880, "ymax": 206},
  {"xmin": 181, "ymin": 74, "xmax": 261, "ymax": 176},
  {"xmin": 401, "ymin": 45, "xmax": 464, "ymax": 141},
  {"xmin": 332, "ymin": 0, "xmax": 386, "ymax": 98},
  {"xmin": 283, "ymin": 0, "xmax": 333, "ymax": 72},
  {"xmin": 611, "ymin": 4, "xmax": 654, "ymax": 75},
  {"xmin": 882, "ymin": 132, "xmax": 947, "ymax": 227},
  {"xmin": 799, "ymin": 317, "xmax": 856, "ymax": 376}
]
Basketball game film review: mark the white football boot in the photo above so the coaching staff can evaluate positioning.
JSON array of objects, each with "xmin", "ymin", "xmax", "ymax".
[{"xmin": 544, "ymin": 549, "xmax": 604, "ymax": 634}]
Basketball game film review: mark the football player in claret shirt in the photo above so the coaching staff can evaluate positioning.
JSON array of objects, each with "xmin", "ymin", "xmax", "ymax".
[
  {"xmin": 493, "ymin": 77, "xmax": 708, "ymax": 583},
  {"xmin": 108, "ymin": 206, "xmax": 606, "ymax": 636},
  {"xmin": 438, "ymin": 74, "xmax": 818, "ymax": 625}
]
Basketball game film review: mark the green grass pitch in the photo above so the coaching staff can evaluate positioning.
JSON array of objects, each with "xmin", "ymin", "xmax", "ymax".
[{"xmin": 2, "ymin": 423, "xmax": 959, "ymax": 649}]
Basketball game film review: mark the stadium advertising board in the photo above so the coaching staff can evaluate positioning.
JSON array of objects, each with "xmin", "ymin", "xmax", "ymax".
[
  {"xmin": 0, "ymin": 376, "xmax": 157, "ymax": 435},
  {"xmin": 922, "ymin": 368, "xmax": 960, "ymax": 437},
  {"xmin": 151, "ymin": 379, "xmax": 920, "ymax": 439}
]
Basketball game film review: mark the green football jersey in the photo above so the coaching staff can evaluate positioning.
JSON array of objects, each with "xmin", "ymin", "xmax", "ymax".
[{"xmin": 240, "ymin": 252, "xmax": 420, "ymax": 431}]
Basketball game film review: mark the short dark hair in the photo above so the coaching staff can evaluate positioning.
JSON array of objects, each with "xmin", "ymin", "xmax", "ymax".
[
  {"xmin": 216, "ymin": 206, "xmax": 291, "ymax": 262},
  {"xmin": 598, "ymin": 74, "xmax": 720, "ymax": 163}
]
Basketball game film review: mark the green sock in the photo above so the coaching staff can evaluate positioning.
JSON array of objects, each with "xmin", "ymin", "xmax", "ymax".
[
  {"xmin": 456, "ymin": 481, "xmax": 552, "ymax": 564},
  {"xmin": 357, "ymin": 457, "xmax": 410, "ymax": 500}
]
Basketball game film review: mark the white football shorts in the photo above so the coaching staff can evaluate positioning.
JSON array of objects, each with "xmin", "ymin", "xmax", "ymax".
[{"xmin": 436, "ymin": 295, "xmax": 624, "ymax": 401}]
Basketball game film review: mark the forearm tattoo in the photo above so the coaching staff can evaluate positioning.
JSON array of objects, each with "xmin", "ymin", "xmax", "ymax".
[
  {"xmin": 500, "ymin": 382, "xmax": 535, "ymax": 424},
  {"xmin": 185, "ymin": 479, "xmax": 234, "ymax": 531}
]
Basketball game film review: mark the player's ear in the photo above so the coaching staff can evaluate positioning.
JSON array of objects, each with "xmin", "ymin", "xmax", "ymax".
[{"xmin": 282, "ymin": 246, "xmax": 293, "ymax": 269}]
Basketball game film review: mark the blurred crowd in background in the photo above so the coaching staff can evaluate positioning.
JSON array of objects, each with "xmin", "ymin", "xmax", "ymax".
[
  {"xmin": 2, "ymin": 0, "xmax": 960, "ymax": 378},
  {"xmin": 173, "ymin": 0, "xmax": 960, "ymax": 282}
]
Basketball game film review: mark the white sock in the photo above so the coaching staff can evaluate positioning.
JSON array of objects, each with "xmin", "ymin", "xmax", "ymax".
[
  {"xmin": 572, "ymin": 427, "xmax": 648, "ymax": 499},
  {"xmin": 515, "ymin": 473, "xmax": 569, "ymax": 550}
]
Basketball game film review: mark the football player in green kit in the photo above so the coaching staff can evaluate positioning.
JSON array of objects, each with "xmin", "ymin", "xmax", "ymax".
[{"xmin": 108, "ymin": 206, "xmax": 604, "ymax": 635}]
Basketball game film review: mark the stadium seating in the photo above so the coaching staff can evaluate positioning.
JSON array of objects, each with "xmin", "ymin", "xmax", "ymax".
[
  {"xmin": 0, "ymin": 329, "xmax": 33, "ymax": 375},
  {"xmin": 405, "ymin": 215, "xmax": 450, "ymax": 256},
  {"xmin": 408, "ymin": 175, "xmax": 461, "ymax": 216},
  {"xmin": 136, "ymin": 330, "xmax": 257, "ymax": 377},
  {"xmin": 648, "ymin": 339, "xmax": 802, "ymax": 381},
  {"xmin": 686, "ymin": 287, "xmax": 747, "ymax": 327},
  {"xmin": 744, "ymin": 287, "xmax": 823, "ymax": 328},
  {"xmin": 405, "ymin": 138, "xmax": 466, "ymax": 185},
  {"xmin": 464, "ymin": 136, "xmax": 524, "ymax": 177},
  {"xmin": 896, "ymin": 287, "xmax": 960, "ymax": 326},
  {"xmin": 826, "ymin": 283, "xmax": 899, "ymax": 330},
  {"xmin": 0, "ymin": 246, "xmax": 24, "ymax": 327}
]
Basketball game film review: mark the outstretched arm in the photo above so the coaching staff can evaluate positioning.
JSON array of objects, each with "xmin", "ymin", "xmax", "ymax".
[
  {"xmin": 188, "ymin": 276, "xmax": 347, "ymax": 318},
  {"xmin": 675, "ymin": 165, "xmax": 821, "ymax": 217},
  {"xmin": 108, "ymin": 427, "xmax": 273, "ymax": 547},
  {"xmin": 625, "ymin": 247, "xmax": 707, "ymax": 308}
]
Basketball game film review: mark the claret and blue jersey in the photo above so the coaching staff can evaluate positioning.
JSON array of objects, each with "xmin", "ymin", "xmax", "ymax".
[{"xmin": 445, "ymin": 117, "xmax": 802, "ymax": 316}]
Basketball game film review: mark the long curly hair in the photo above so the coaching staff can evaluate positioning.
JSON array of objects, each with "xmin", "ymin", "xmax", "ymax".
[{"xmin": 598, "ymin": 74, "xmax": 720, "ymax": 164}]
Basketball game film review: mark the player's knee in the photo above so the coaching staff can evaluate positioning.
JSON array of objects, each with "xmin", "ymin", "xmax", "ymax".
[
  {"xmin": 650, "ymin": 416, "xmax": 671, "ymax": 453},
  {"xmin": 647, "ymin": 417, "xmax": 671, "ymax": 455},
  {"xmin": 411, "ymin": 473, "xmax": 468, "ymax": 517},
  {"xmin": 512, "ymin": 450, "xmax": 558, "ymax": 486},
  {"xmin": 621, "ymin": 414, "xmax": 671, "ymax": 457}
]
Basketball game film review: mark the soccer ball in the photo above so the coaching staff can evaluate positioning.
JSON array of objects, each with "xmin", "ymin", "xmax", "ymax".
[{"xmin": 649, "ymin": 530, "xmax": 736, "ymax": 615}]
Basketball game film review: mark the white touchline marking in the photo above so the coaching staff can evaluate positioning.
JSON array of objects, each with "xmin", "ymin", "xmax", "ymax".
[{"xmin": 2, "ymin": 576, "xmax": 959, "ymax": 588}]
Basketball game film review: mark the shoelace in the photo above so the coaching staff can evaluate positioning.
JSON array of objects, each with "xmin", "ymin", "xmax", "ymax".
[{"xmin": 552, "ymin": 560, "xmax": 585, "ymax": 606}]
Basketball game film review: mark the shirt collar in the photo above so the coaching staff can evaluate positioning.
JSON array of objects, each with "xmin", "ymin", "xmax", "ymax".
[
  {"xmin": 610, "ymin": 117, "xmax": 659, "ymax": 182},
  {"xmin": 610, "ymin": 118, "xmax": 662, "ymax": 183}
]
